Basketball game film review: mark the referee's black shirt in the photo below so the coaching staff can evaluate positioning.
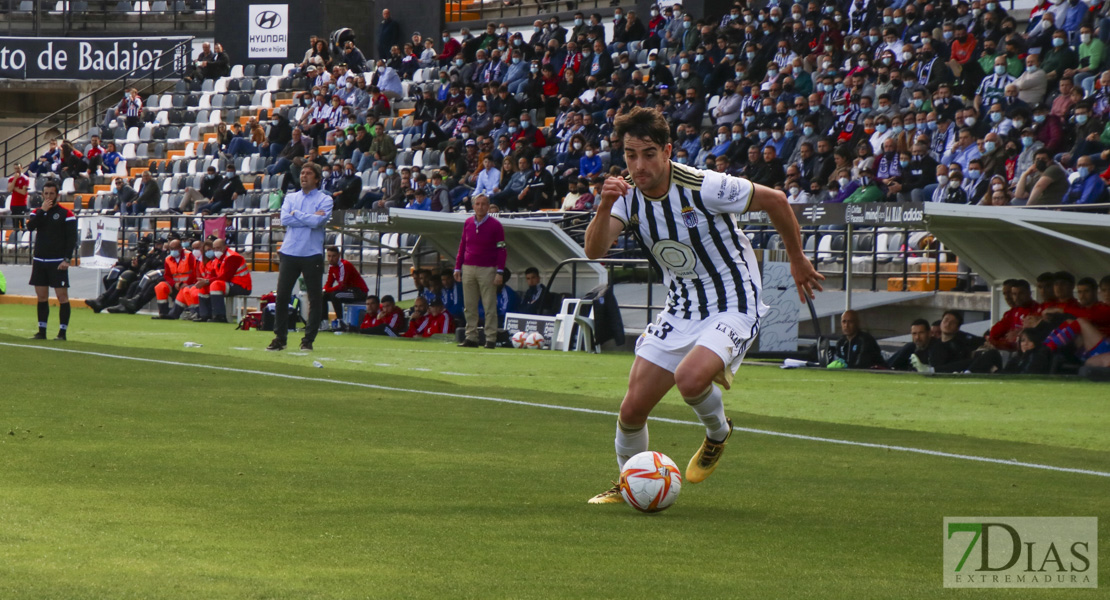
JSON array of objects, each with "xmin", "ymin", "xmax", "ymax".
[{"xmin": 26, "ymin": 204, "xmax": 78, "ymax": 260}]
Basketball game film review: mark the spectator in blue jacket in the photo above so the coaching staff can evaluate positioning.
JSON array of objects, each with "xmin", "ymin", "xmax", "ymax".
[
  {"xmin": 405, "ymin": 189, "xmax": 431, "ymax": 210},
  {"xmin": 479, "ymin": 267, "xmax": 518, "ymax": 326},
  {"xmin": 579, "ymin": 142, "xmax": 603, "ymax": 178},
  {"xmin": 439, "ymin": 270, "xmax": 465, "ymax": 325},
  {"xmin": 1064, "ymin": 155, "xmax": 1108, "ymax": 204}
]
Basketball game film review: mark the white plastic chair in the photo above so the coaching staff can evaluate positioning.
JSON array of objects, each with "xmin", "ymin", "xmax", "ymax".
[{"xmin": 551, "ymin": 298, "xmax": 596, "ymax": 353}]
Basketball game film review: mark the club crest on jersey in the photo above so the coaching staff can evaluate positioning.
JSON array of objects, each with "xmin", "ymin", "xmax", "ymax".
[{"xmin": 681, "ymin": 206, "xmax": 698, "ymax": 228}]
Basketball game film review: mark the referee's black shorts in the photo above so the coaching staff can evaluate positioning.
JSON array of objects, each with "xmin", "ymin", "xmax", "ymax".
[{"xmin": 29, "ymin": 259, "xmax": 70, "ymax": 289}]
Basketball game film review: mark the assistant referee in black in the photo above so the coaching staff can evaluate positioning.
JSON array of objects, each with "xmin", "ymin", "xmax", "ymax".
[{"xmin": 26, "ymin": 180, "xmax": 78, "ymax": 340}]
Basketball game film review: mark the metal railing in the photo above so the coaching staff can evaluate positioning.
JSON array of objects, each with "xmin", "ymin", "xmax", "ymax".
[
  {"xmin": 539, "ymin": 256, "xmax": 661, "ymax": 325},
  {"xmin": 2, "ymin": 206, "xmax": 989, "ymax": 299},
  {"xmin": 0, "ymin": 1, "xmax": 214, "ymax": 35},
  {"xmin": 0, "ymin": 36, "xmax": 191, "ymax": 175},
  {"xmin": 445, "ymin": 0, "xmax": 632, "ymax": 24},
  {"xmin": 0, "ymin": 210, "xmax": 448, "ymax": 301}
]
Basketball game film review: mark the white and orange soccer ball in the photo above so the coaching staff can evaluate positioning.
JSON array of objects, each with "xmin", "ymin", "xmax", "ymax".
[
  {"xmin": 619, "ymin": 451, "xmax": 683, "ymax": 513},
  {"xmin": 523, "ymin": 331, "xmax": 545, "ymax": 349},
  {"xmin": 511, "ymin": 331, "xmax": 529, "ymax": 348}
]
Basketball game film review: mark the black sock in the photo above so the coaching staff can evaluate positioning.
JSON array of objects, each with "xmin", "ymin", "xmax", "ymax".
[
  {"xmin": 59, "ymin": 302, "xmax": 70, "ymax": 331},
  {"xmin": 37, "ymin": 301, "xmax": 48, "ymax": 334}
]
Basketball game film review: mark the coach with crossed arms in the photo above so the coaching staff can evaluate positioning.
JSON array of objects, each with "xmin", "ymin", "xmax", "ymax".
[
  {"xmin": 454, "ymin": 194, "xmax": 506, "ymax": 349},
  {"xmin": 268, "ymin": 163, "xmax": 332, "ymax": 352}
]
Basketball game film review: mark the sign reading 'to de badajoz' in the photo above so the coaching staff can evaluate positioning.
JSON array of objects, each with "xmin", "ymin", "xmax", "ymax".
[{"xmin": 0, "ymin": 36, "xmax": 190, "ymax": 80}]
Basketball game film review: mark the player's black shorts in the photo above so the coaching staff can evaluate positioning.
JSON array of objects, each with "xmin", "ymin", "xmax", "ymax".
[{"xmin": 29, "ymin": 260, "xmax": 70, "ymax": 288}]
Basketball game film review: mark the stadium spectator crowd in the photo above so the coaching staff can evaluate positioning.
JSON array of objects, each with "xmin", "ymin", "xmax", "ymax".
[
  {"xmin": 15, "ymin": 0, "xmax": 1110, "ymax": 215},
  {"xmin": 235, "ymin": 0, "xmax": 1110, "ymax": 212}
]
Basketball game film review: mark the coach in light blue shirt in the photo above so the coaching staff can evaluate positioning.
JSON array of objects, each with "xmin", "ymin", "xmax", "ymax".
[{"xmin": 268, "ymin": 162, "xmax": 333, "ymax": 352}]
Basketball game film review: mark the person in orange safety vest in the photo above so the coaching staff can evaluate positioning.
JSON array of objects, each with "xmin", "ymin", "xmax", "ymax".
[
  {"xmin": 153, "ymin": 238, "xmax": 200, "ymax": 319},
  {"xmin": 196, "ymin": 238, "xmax": 252, "ymax": 323}
]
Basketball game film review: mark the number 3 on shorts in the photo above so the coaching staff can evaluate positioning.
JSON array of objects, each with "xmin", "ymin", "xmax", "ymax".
[{"xmin": 649, "ymin": 322, "xmax": 673, "ymax": 340}]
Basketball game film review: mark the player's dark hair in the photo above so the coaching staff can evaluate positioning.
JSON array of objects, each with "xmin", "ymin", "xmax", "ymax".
[
  {"xmin": 942, "ymin": 309, "xmax": 964, "ymax": 326},
  {"xmin": 1002, "ymin": 278, "xmax": 1018, "ymax": 287},
  {"xmin": 381, "ymin": 295, "xmax": 395, "ymax": 304},
  {"xmin": 613, "ymin": 106, "xmax": 670, "ymax": 150},
  {"xmin": 1036, "ymin": 271, "xmax": 1054, "ymax": 284},
  {"xmin": 910, "ymin": 318, "xmax": 930, "ymax": 329},
  {"xmin": 325, "ymin": 245, "xmax": 340, "ymax": 254},
  {"xmin": 525, "ymin": 267, "xmax": 539, "ymax": 277},
  {"xmin": 429, "ymin": 299, "xmax": 444, "ymax": 308},
  {"xmin": 1053, "ymin": 271, "xmax": 1075, "ymax": 285},
  {"xmin": 367, "ymin": 294, "xmax": 379, "ymax": 303},
  {"xmin": 1101, "ymin": 275, "xmax": 1110, "ymax": 288},
  {"xmin": 41, "ymin": 180, "xmax": 59, "ymax": 194},
  {"xmin": 1077, "ymin": 276, "xmax": 1097, "ymax": 289},
  {"xmin": 1012, "ymin": 279, "xmax": 1031, "ymax": 291}
]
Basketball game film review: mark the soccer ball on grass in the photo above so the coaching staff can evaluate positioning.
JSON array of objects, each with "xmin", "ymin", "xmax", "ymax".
[
  {"xmin": 619, "ymin": 451, "xmax": 682, "ymax": 513},
  {"xmin": 523, "ymin": 331, "xmax": 545, "ymax": 349}
]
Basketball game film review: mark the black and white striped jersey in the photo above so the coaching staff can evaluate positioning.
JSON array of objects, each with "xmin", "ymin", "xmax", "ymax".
[{"xmin": 610, "ymin": 161, "xmax": 767, "ymax": 321}]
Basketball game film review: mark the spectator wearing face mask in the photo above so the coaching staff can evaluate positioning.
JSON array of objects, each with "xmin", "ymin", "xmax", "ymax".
[
  {"xmin": 198, "ymin": 165, "xmax": 247, "ymax": 215},
  {"xmin": 332, "ymin": 161, "xmax": 363, "ymax": 210},
  {"xmin": 843, "ymin": 167, "xmax": 883, "ymax": 204},
  {"xmin": 939, "ymin": 170, "xmax": 969, "ymax": 204},
  {"xmin": 264, "ymin": 114, "xmax": 292, "ymax": 158},
  {"xmin": 178, "ymin": 166, "xmax": 222, "ymax": 213},
  {"xmin": 1064, "ymin": 155, "xmax": 1108, "ymax": 204},
  {"xmin": 368, "ymin": 60, "xmax": 403, "ymax": 100}
]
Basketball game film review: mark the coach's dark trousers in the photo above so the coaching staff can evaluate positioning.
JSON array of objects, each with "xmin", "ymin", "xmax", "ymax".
[{"xmin": 275, "ymin": 252, "xmax": 325, "ymax": 344}]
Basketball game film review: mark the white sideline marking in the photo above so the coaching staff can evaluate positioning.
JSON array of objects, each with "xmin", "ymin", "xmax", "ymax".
[{"xmin": 3, "ymin": 342, "xmax": 1109, "ymax": 479}]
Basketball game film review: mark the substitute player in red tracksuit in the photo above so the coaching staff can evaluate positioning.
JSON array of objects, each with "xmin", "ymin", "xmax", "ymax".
[
  {"xmin": 153, "ymin": 239, "xmax": 199, "ymax": 319},
  {"xmin": 985, "ymin": 280, "xmax": 1040, "ymax": 351},
  {"xmin": 197, "ymin": 238, "xmax": 252, "ymax": 323},
  {"xmin": 323, "ymin": 245, "xmax": 368, "ymax": 325},
  {"xmin": 401, "ymin": 298, "xmax": 455, "ymax": 338},
  {"xmin": 359, "ymin": 294, "xmax": 405, "ymax": 336}
]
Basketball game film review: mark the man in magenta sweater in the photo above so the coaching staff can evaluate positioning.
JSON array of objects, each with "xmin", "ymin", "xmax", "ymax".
[{"xmin": 454, "ymin": 194, "xmax": 506, "ymax": 348}]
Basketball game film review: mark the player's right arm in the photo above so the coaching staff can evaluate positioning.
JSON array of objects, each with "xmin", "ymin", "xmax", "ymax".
[{"xmin": 584, "ymin": 176, "xmax": 628, "ymax": 260}]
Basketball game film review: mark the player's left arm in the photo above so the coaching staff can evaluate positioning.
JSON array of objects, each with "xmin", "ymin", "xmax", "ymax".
[
  {"xmin": 747, "ymin": 182, "xmax": 824, "ymax": 302},
  {"xmin": 61, "ymin": 211, "xmax": 78, "ymax": 270}
]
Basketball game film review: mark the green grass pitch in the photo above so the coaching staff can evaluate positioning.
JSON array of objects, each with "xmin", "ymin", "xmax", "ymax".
[{"xmin": 0, "ymin": 305, "xmax": 1107, "ymax": 598}]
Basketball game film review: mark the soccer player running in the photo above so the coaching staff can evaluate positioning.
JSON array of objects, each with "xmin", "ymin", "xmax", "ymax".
[
  {"xmin": 26, "ymin": 180, "xmax": 78, "ymax": 341},
  {"xmin": 584, "ymin": 107, "xmax": 823, "ymax": 504}
]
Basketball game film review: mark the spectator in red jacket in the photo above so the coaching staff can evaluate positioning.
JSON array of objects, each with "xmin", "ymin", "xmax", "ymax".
[
  {"xmin": 359, "ymin": 294, "xmax": 406, "ymax": 336},
  {"xmin": 438, "ymin": 31, "xmax": 461, "ymax": 65},
  {"xmin": 323, "ymin": 246, "xmax": 369, "ymax": 326}
]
